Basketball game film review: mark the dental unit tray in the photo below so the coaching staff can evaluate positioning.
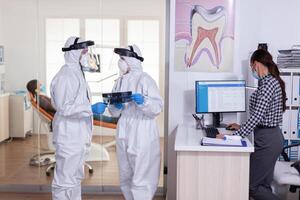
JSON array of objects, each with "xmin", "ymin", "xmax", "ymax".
[{"xmin": 102, "ymin": 91, "xmax": 132, "ymax": 104}]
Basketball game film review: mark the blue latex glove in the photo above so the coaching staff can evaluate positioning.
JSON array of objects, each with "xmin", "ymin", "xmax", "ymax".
[
  {"xmin": 92, "ymin": 102, "xmax": 107, "ymax": 114},
  {"xmin": 114, "ymin": 103, "xmax": 123, "ymax": 110},
  {"xmin": 131, "ymin": 93, "xmax": 144, "ymax": 105}
]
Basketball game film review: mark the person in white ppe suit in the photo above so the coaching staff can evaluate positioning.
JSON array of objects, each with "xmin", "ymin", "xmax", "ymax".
[
  {"xmin": 50, "ymin": 36, "xmax": 106, "ymax": 200},
  {"xmin": 109, "ymin": 45, "xmax": 163, "ymax": 200}
]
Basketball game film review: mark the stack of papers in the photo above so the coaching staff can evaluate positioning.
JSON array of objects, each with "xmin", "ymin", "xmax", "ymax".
[
  {"xmin": 277, "ymin": 45, "xmax": 300, "ymax": 68},
  {"xmin": 201, "ymin": 137, "xmax": 247, "ymax": 147},
  {"xmin": 224, "ymin": 135, "xmax": 242, "ymax": 140}
]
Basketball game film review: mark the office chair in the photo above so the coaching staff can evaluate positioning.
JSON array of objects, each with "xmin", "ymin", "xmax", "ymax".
[{"xmin": 273, "ymin": 143, "xmax": 300, "ymax": 200}]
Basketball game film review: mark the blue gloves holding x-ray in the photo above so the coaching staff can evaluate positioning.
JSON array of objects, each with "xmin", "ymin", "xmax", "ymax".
[
  {"xmin": 112, "ymin": 93, "xmax": 144, "ymax": 110},
  {"xmin": 131, "ymin": 93, "xmax": 144, "ymax": 105},
  {"xmin": 92, "ymin": 102, "xmax": 107, "ymax": 115}
]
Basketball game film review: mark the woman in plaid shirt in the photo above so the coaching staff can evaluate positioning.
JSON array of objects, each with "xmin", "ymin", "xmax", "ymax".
[{"xmin": 218, "ymin": 49, "xmax": 286, "ymax": 200}]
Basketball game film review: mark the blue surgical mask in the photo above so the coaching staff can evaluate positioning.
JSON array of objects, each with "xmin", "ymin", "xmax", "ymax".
[
  {"xmin": 40, "ymin": 84, "xmax": 46, "ymax": 93},
  {"xmin": 252, "ymin": 70, "xmax": 260, "ymax": 80}
]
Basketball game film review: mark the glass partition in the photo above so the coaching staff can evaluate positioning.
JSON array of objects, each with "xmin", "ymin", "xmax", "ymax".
[{"xmin": 0, "ymin": 0, "xmax": 166, "ymax": 198}]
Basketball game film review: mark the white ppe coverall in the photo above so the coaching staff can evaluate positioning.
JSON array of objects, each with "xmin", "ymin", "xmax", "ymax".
[
  {"xmin": 109, "ymin": 45, "xmax": 163, "ymax": 200},
  {"xmin": 50, "ymin": 37, "xmax": 93, "ymax": 200}
]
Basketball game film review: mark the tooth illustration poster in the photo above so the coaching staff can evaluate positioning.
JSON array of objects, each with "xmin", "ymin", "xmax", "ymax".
[{"xmin": 175, "ymin": 0, "xmax": 235, "ymax": 72}]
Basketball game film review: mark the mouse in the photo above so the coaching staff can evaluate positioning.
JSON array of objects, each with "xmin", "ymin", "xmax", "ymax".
[{"xmin": 225, "ymin": 126, "xmax": 235, "ymax": 131}]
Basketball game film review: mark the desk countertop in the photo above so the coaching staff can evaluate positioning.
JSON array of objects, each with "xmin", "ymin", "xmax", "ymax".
[
  {"xmin": 0, "ymin": 93, "xmax": 9, "ymax": 97},
  {"xmin": 175, "ymin": 124, "xmax": 254, "ymax": 153}
]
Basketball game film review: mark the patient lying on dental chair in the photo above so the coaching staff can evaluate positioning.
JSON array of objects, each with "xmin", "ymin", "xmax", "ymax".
[{"xmin": 26, "ymin": 79, "xmax": 118, "ymax": 124}]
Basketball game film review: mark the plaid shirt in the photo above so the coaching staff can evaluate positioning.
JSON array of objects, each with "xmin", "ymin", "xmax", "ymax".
[{"xmin": 234, "ymin": 74, "xmax": 283, "ymax": 137}]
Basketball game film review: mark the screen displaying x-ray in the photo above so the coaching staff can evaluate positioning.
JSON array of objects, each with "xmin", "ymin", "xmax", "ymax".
[{"xmin": 196, "ymin": 80, "xmax": 246, "ymax": 113}]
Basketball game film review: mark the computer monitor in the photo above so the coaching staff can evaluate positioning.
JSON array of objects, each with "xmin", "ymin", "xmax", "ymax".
[{"xmin": 195, "ymin": 80, "xmax": 246, "ymax": 128}]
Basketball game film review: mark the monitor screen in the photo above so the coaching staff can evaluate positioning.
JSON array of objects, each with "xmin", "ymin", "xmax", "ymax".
[{"xmin": 195, "ymin": 80, "xmax": 246, "ymax": 113}]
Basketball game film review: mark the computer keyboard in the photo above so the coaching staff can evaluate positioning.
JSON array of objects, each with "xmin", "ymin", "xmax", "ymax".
[{"xmin": 204, "ymin": 127, "xmax": 219, "ymax": 138}]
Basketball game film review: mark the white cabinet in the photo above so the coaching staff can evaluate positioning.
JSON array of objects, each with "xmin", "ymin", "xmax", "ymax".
[
  {"xmin": 9, "ymin": 93, "xmax": 33, "ymax": 138},
  {"xmin": 290, "ymin": 108, "xmax": 299, "ymax": 139},
  {"xmin": 0, "ymin": 46, "xmax": 4, "ymax": 64},
  {"xmin": 292, "ymin": 73, "xmax": 300, "ymax": 106},
  {"xmin": 0, "ymin": 46, "xmax": 5, "ymax": 94},
  {"xmin": 280, "ymin": 68, "xmax": 300, "ymax": 160},
  {"xmin": 175, "ymin": 125, "xmax": 254, "ymax": 200},
  {"xmin": 282, "ymin": 110, "xmax": 290, "ymax": 139},
  {"xmin": 0, "ymin": 65, "xmax": 4, "ymax": 94},
  {"xmin": 281, "ymin": 74, "xmax": 292, "ymax": 106},
  {"xmin": 280, "ymin": 69, "xmax": 300, "ymax": 139},
  {"xmin": 0, "ymin": 93, "xmax": 9, "ymax": 142}
]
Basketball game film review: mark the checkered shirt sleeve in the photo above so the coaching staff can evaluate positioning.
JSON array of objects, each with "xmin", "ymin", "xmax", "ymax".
[{"xmin": 234, "ymin": 75, "xmax": 283, "ymax": 137}]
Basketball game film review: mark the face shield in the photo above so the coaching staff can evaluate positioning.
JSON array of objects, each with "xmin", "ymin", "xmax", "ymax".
[
  {"xmin": 113, "ymin": 46, "xmax": 144, "ymax": 62},
  {"xmin": 62, "ymin": 37, "xmax": 100, "ymax": 72}
]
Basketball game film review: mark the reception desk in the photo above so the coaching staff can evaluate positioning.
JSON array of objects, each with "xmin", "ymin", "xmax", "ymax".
[{"xmin": 175, "ymin": 125, "xmax": 254, "ymax": 200}]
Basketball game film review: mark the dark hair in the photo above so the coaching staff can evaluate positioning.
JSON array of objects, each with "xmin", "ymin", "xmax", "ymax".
[
  {"xmin": 250, "ymin": 49, "xmax": 286, "ymax": 111},
  {"xmin": 26, "ymin": 79, "xmax": 37, "ymax": 97}
]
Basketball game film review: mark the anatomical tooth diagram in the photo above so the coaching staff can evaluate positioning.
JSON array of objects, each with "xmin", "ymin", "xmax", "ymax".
[{"xmin": 186, "ymin": 5, "xmax": 226, "ymax": 68}]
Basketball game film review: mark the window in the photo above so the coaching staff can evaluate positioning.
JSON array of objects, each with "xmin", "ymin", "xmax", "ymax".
[
  {"xmin": 45, "ymin": 18, "xmax": 80, "ymax": 94},
  {"xmin": 85, "ymin": 19, "xmax": 120, "ymax": 46},
  {"xmin": 127, "ymin": 20, "xmax": 160, "ymax": 85}
]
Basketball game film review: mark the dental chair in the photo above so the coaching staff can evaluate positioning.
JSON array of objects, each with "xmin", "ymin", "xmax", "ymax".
[
  {"xmin": 272, "ymin": 142, "xmax": 300, "ymax": 200},
  {"xmin": 28, "ymin": 93, "xmax": 117, "ymax": 176}
]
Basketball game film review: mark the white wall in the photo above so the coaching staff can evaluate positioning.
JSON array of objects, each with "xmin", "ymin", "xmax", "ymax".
[
  {"xmin": 166, "ymin": 0, "xmax": 300, "ymax": 199},
  {"xmin": 1, "ymin": 0, "xmax": 39, "ymax": 91},
  {"xmin": 234, "ymin": 0, "xmax": 300, "ymax": 69},
  {"xmin": 256, "ymin": 0, "xmax": 300, "ymax": 57},
  {"xmin": 0, "ymin": 1, "xmax": 4, "ymax": 44}
]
